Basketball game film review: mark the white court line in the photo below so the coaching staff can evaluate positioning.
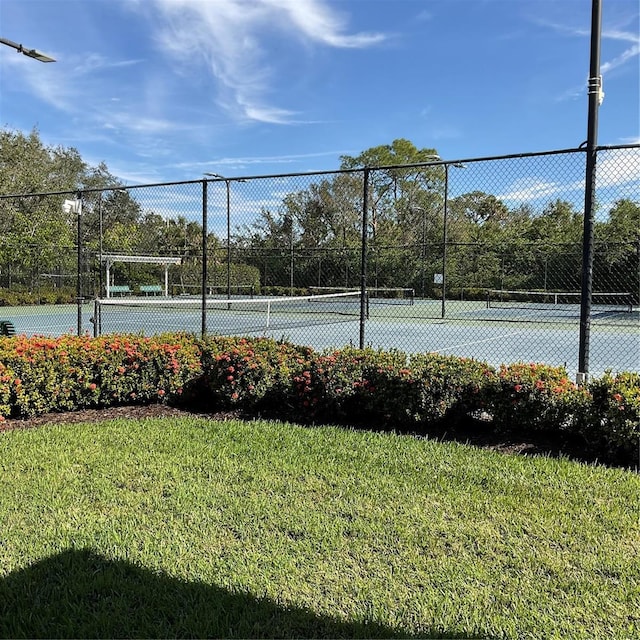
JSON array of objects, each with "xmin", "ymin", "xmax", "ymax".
[{"xmin": 429, "ymin": 330, "xmax": 525, "ymax": 354}]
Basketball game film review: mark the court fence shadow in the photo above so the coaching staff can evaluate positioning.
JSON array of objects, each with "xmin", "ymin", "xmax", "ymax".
[{"xmin": 0, "ymin": 548, "xmax": 495, "ymax": 639}]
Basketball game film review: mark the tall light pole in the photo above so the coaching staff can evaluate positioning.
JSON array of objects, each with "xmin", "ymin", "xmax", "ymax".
[
  {"xmin": 441, "ymin": 162, "xmax": 465, "ymax": 318},
  {"xmin": 409, "ymin": 205, "xmax": 426, "ymax": 298},
  {"xmin": 577, "ymin": 0, "xmax": 604, "ymax": 384},
  {"xmin": 290, "ymin": 214, "xmax": 295, "ymax": 294},
  {"xmin": 416, "ymin": 155, "xmax": 442, "ymax": 300},
  {"xmin": 205, "ymin": 173, "xmax": 247, "ymax": 301},
  {"xmin": 98, "ymin": 188, "xmax": 126, "ymax": 298},
  {"xmin": 63, "ymin": 194, "xmax": 83, "ymax": 335}
]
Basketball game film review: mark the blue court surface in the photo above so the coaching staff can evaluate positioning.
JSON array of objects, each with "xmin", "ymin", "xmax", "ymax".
[{"xmin": 1, "ymin": 298, "xmax": 637, "ymax": 379}]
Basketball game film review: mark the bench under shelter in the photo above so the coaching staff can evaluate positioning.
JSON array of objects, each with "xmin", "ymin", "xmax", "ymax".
[{"xmin": 100, "ymin": 254, "xmax": 182, "ymax": 298}]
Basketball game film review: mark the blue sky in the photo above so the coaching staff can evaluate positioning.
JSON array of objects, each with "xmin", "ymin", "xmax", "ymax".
[{"xmin": 1, "ymin": 0, "xmax": 638, "ymax": 186}]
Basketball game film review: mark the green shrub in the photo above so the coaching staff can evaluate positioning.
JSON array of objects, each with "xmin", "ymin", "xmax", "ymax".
[
  {"xmin": 407, "ymin": 353, "xmax": 496, "ymax": 425},
  {"xmin": 489, "ymin": 362, "xmax": 580, "ymax": 435},
  {"xmin": 287, "ymin": 347, "xmax": 398, "ymax": 423},
  {"xmin": 287, "ymin": 348, "xmax": 495, "ymax": 429},
  {"xmin": 1, "ymin": 332, "xmax": 639, "ymax": 464},
  {"xmin": 90, "ymin": 334, "xmax": 202, "ymax": 408},
  {"xmin": 199, "ymin": 336, "xmax": 309, "ymax": 411},
  {"xmin": 0, "ymin": 361, "xmax": 14, "ymax": 420},
  {"xmin": 0, "ymin": 287, "xmax": 77, "ymax": 306},
  {"xmin": 578, "ymin": 372, "xmax": 640, "ymax": 457},
  {"xmin": 0, "ymin": 333, "xmax": 202, "ymax": 418},
  {"xmin": 344, "ymin": 349, "xmax": 426, "ymax": 425}
]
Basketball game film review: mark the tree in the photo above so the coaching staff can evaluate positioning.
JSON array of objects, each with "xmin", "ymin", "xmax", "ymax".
[
  {"xmin": 595, "ymin": 199, "xmax": 640, "ymax": 299},
  {"xmin": 0, "ymin": 129, "xmax": 85, "ymax": 291},
  {"xmin": 525, "ymin": 200, "xmax": 583, "ymax": 291}
]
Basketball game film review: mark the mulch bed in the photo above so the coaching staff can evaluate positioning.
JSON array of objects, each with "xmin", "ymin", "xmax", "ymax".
[{"xmin": 0, "ymin": 404, "xmax": 241, "ymax": 433}]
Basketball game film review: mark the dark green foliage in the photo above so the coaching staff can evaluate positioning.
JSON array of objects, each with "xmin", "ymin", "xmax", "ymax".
[{"xmin": 0, "ymin": 334, "xmax": 638, "ymax": 464}]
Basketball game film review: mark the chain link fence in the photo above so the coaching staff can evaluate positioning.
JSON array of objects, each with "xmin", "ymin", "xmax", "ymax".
[{"xmin": 0, "ymin": 145, "xmax": 638, "ymax": 377}]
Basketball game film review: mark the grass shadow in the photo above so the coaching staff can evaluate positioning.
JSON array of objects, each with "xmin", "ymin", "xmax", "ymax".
[{"xmin": 0, "ymin": 548, "xmax": 493, "ymax": 639}]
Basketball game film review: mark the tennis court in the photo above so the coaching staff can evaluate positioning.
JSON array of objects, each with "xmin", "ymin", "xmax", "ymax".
[{"xmin": 0, "ymin": 294, "xmax": 637, "ymax": 378}]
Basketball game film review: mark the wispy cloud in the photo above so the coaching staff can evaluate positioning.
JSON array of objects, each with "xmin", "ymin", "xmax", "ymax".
[
  {"xmin": 170, "ymin": 149, "xmax": 352, "ymax": 172},
  {"xmin": 596, "ymin": 148, "xmax": 640, "ymax": 186},
  {"xmin": 72, "ymin": 54, "xmax": 144, "ymax": 75},
  {"xmin": 601, "ymin": 43, "xmax": 640, "ymax": 74},
  {"xmin": 536, "ymin": 15, "xmax": 640, "ymax": 101},
  {"xmin": 137, "ymin": 0, "xmax": 387, "ymax": 124},
  {"xmin": 272, "ymin": 0, "xmax": 386, "ymax": 48},
  {"xmin": 498, "ymin": 149, "xmax": 639, "ymax": 205},
  {"xmin": 497, "ymin": 178, "xmax": 581, "ymax": 202}
]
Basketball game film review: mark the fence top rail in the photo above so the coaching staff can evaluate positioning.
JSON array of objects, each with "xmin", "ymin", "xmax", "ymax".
[{"xmin": 1, "ymin": 144, "xmax": 638, "ymax": 201}]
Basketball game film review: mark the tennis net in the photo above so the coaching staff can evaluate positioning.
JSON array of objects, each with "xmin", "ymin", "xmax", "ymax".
[
  {"xmin": 309, "ymin": 286, "xmax": 414, "ymax": 305},
  {"xmin": 171, "ymin": 283, "xmax": 256, "ymax": 297},
  {"xmin": 486, "ymin": 289, "xmax": 634, "ymax": 315},
  {"xmin": 94, "ymin": 290, "xmax": 364, "ymax": 336}
]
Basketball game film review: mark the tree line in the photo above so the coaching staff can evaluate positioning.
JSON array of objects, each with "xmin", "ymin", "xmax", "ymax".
[{"xmin": 0, "ymin": 129, "xmax": 638, "ymax": 302}]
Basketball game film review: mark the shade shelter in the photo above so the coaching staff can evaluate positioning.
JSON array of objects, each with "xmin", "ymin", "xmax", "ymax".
[{"xmin": 100, "ymin": 254, "xmax": 182, "ymax": 298}]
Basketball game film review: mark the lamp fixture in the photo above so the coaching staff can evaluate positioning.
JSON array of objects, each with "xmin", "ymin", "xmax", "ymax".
[{"xmin": 0, "ymin": 36, "xmax": 55, "ymax": 62}]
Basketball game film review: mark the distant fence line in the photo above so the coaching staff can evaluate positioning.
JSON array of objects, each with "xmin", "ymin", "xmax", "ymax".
[{"xmin": 0, "ymin": 144, "xmax": 638, "ymax": 378}]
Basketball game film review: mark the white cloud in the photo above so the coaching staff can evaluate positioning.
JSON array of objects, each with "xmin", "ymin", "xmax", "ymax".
[
  {"xmin": 497, "ymin": 179, "xmax": 574, "ymax": 202},
  {"xmin": 240, "ymin": 103, "xmax": 299, "ymax": 126},
  {"xmin": 274, "ymin": 0, "xmax": 386, "ymax": 48},
  {"xmin": 601, "ymin": 43, "xmax": 640, "ymax": 75},
  {"xmin": 536, "ymin": 17, "xmax": 640, "ymax": 101},
  {"xmin": 170, "ymin": 149, "xmax": 350, "ymax": 172},
  {"xmin": 72, "ymin": 54, "xmax": 144, "ymax": 75},
  {"xmin": 497, "ymin": 148, "xmax": 639, "ymax": 205},
  {"xmin": 139, "ymin": 0, "xmax": 387, "ymax": 124},
  {"xmin": 596, "ymin": 148, "xmax": 640, "ymax": 186}
]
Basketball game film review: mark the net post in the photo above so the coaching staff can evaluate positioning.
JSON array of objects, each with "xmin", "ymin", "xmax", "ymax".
[{"xmin": 93, "ymin": 298, "xmax": 98, "ymax": 338}]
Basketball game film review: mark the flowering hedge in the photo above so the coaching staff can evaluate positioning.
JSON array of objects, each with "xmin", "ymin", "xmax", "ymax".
[
  {"xmin": 0, "ymin": 333, "xmax": 202, "ymax": 418},
  {"xmin": 198, "ymin": 336, "xmax": 310, "ymax": 410},
  {"xmin": 273, "ymin": 347, "xmax": 495, "ymax": 427},
  {"xmin": 488, "ymin": 362, "xmax": 584, "ymax": 435},
  {"xmin": 576, "ymin": 371, "xmax": 640, "ymax": 457},
  {"xmin": 0, "ymin": 334, "xmax": 638, "ymax": 465}
]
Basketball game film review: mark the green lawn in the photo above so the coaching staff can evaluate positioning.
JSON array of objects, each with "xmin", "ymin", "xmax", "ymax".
[{"xmin": 0, "ymin": 416, "xmax": 638, "ymax": 639}]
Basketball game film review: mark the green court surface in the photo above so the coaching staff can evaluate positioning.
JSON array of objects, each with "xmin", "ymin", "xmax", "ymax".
[{"xmin": 0, "ymin": 298, "xmax": 637, "ymax": 378}]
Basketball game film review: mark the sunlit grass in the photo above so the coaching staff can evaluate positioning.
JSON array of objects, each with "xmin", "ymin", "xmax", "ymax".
[{"xmin": 1, "ymin": 417, "xmax": 638, "ymax": 638}]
